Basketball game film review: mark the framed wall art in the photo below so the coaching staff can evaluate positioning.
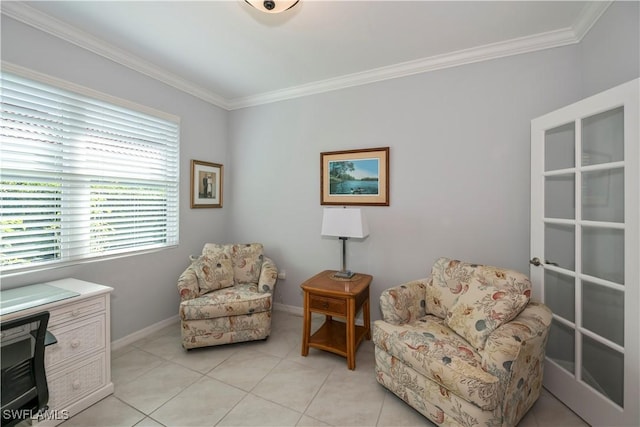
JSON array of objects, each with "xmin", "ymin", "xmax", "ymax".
[
  {"xmin": 320, "ymin": 147, "xmax": 389, "ymax": 206},
  {"xmin": 191, "ymin": 160, "xmax": 223, "ymax": 208}
]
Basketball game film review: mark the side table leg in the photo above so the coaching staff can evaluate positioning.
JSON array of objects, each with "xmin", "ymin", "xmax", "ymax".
[
  {"xmin": 301, "ymin": 291, "xmax": 310, "ymax": 356},
  {"xmin": 347, "ymin": 298, "xmax": 356, "ymax": 370},
  {"xmin": 364, "ymin": 296, "xmax": 371, "ymax": 340}
]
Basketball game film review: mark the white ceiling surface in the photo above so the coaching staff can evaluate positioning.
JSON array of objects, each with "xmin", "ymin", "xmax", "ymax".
[{"xmin": 4, "ymin": 1, "xmax": 610, "ymax": 110}]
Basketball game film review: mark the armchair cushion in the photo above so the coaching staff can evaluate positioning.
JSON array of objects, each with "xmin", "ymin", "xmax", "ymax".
[
  {"xmin": 180, "ymin": 283, "xmax": 272, "ymax": 320},
  {"xmin": 203, "ymin": 243, "xmax": 264, "ymax": 285},
  {"xmin": 427, "ymin": 257, "xmax": 531, "ymax": 319},
  {"xmin": 232, "ymin": 243, "xmax": 264, "ymax": 284},
  {"xmin": 373, "ymin": 316, "xmax": 500, "ymax": 410},
  {"xmin": 445, "ymin": 280, "xmax": 529, "ymax": 350},
  {"xmin": 191, "ymin": 253, "xmax": 234, "ymax": 294}
]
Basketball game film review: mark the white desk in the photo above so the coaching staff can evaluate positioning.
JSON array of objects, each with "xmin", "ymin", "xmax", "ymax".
[{"xmin": 1, "ymin": 279, "xmax": 114, "ymax": 425}]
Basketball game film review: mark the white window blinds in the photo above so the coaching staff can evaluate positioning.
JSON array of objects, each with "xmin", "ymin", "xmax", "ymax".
[{"xmin": 1, "ymin": 70, "xmax": 179, "ymax": 274}]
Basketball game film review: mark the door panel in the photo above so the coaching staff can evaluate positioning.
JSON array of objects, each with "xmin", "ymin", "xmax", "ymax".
[
  {"xmin": 530, "ymin": 78, "xmax": 639, "ymax": 426},
  {"xmin": 582, "ymin": 280, "xmax": 624, "ymax": 346},
  {"xmin": 544, "ymin": 224, "xmax": 575, "ymax": 270},
  {"xmin": 545, "ymin": 122, "xmax": 575, "ymax": 171},
  {"xmin": 582, "ymin": 226, "xmax": 625, "ymax": 283},
  {"xmin": 544, "ymin": 270, "xmax": 575, "ymax": 321},
  {"xmin": 545, "ymin": 175, "xmax": 575, "ymax": 218},
  {"xmin": 547, "ymin": 319, "xmax": 576, "ymax": 373},
  {"xmin": 581, "ymin": 107, "xmax": 624, "ymax": 165},
  {"xmin": 582, "ymin": 168, "xmax": 624, "ymax": 222}
]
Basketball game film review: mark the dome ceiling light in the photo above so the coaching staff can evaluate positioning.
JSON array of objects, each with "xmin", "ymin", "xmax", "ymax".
[{"xmin": 245, "ymin": 0, "xmax": 299, "ymax": 14}]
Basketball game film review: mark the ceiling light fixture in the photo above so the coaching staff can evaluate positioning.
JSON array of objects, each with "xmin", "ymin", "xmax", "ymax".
[{"xmin": 245, "ymin": 0, "xmax": 299, "ymax": 14}]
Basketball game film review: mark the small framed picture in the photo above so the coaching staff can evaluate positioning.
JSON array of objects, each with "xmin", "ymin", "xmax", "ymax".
[
  {"xmin": 321, "ymin": 147, "xmax": 389, "ymax": 206},
  {"xmin": 191, "ymin": 160, "xmax": 223, "ymax": 208}
]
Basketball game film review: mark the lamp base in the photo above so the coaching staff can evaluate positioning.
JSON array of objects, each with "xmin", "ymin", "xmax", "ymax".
[{"xmin": 333, "ymin": 270, "xmax": 355, "ymax": 279}]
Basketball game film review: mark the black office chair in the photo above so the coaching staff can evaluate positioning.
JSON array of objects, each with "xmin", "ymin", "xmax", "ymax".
[{"xmin": 1, "ymin": 312, "xmax": 52, "ymax": 427}]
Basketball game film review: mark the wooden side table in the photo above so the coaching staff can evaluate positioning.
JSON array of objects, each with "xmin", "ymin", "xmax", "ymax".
[{"xmin": 300, "ymin": 270, "xmax": 372, "ymax": 370}]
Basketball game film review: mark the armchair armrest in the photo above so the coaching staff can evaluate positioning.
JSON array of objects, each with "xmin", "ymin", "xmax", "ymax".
[
  {"xmin": 481, "ymin": 301, "xmax": 552, "ymax": 426},
  {"xmin": 258, "ymin": 256, "xmax": 278, "ymax": 293},
  {"xmin": 177, "ymin": 267, "xmax": 199, "ymax": 302},
  {"xmin": 379, "ymin": 279, "xmax": 428, "ymax": 325}
]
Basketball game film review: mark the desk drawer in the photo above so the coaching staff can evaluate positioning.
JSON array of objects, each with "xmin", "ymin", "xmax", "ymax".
[
  {"xmin": 309, "ymin": 295, "xmax": 346, "ymax": 316},
  {"xmin": 46, "ymin": 314, "xmax": 105, "ymax": 367},
  {"xmin": 49, "ymin": 296, "xmax": 105, "ymax": 327},
  {"xmin": 47, "ymin": 352, "xmax": 106, "ymax": 410}
]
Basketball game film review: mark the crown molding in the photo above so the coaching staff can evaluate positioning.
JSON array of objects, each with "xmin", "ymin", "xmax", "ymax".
[
  {"xmin": 572, "ymin": 0, "xmax": 613, "ymax": 41},
  {"xmin": 1, "ymin": 2, "xmax": 231, "ymax": 110},
  {"xmin": 3, "ymin": 1, "xmax": 610, "ymax": 111},
  {"xmin": 227, "ymin": 27, "xmax": 580, "ymax": 109}
]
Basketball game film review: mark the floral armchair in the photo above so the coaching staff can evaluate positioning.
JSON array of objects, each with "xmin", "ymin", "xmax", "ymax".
[
  {"xmin": 373, "ymin": 257, "xmax": 552, "ymax": 427},
  {"xmin": 177, "ymin": 243, "xmax": 278, "ymax": 349}
]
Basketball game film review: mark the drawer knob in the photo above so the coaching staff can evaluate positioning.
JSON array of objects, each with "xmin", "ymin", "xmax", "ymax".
[
  {"xmin": 72, "ymin": 380, "xmax": 81, "ymax": 390},
  {"xmin": 322, "ymin": 302, "xmax": 329, "ymax": 309},
  {"xmin": 70, "ymin": 339, "xmax": 81, "ymax": 349},
  {"xmin": 71, "ymin": 309, "xmax": 80, "ymax": 317}
]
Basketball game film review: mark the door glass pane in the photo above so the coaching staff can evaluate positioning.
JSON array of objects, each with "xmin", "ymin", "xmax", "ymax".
[
  {"xmin": 582, "ymin": 168, "xmax": 624, "ymax": 223},
  {"xmin": 547, "ymin": 320, "xmax": 575, "ymax": 374},
  {"xmin": 545, "ymin": 174, "xmax": 575, "ymax": 219},
  {"xmin": 582, "ymin": 281, "xmax": 624, "ymax": 346},
  {"xmin": 582, "ymin": 336, "xmax": 624, "ymax": 407},
  {"xmin": 545, "ymin": 223, "xmax": 575, "ymax": 271},
  {"xmin": 582, "ymin": 107, "xmax": 624, "ymax": 166},
  {"xmin": 546, "ymin": 122, "xmax": 575, "ymax": 171},
  {"xmin": 582, "ymin": 227, "xmax": 624, "ymax": 284},
  {"xmin": 545, "ymin": 270, "xmax": 575, "ymax": 321}
]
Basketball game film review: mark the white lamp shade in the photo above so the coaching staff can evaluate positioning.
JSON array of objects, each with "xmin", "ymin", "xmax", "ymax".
[{"xmin": 321, "ymin": 208, "xmax": 369, "ymax": 239}]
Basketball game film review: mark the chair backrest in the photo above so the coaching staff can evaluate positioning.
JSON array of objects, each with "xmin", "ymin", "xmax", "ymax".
[
  {"xmin": 425, "ymin": 257, "xmax": 531, "ymax": 318},
  {"xmin": 1, "ymin": 311, "xmax": 50, "ymax": 427},
  {"xmin": 202, "ymin": 243, "xmax": 264, "ymax": 284}
]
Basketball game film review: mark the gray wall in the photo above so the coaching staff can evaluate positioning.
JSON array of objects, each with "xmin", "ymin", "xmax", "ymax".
[
  {"xmin": 1, "ymin": 16, "xmax": 231, "ymax": 340},
  {"xmin": 1, "ymin": 1, "xmax": 638, "ymax": 338},
  {"xmin": 227, "ymin": 46, "xmax": 582, "ymax": 317},
  {"xmin": 579, "ymin": 1, "xmax": 640, "ymax": 98}
]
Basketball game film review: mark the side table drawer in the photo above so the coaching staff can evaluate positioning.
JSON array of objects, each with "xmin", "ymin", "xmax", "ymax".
[{"xmin": 309, "ymin": 295, "xmax": 346, "ymax": 316}]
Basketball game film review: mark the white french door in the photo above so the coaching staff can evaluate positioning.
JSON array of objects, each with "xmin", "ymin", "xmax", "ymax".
[{"xmin": 530, "ymin": 78, "xmax": 639, "ymax": 426}]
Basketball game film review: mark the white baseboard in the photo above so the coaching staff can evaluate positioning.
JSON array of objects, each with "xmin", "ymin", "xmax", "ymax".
[{"xmin": 111, "ymin": 314, "xmax": 179, "ymax": 352}]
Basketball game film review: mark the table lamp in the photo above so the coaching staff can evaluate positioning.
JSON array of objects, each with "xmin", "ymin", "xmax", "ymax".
[{"xmin": 321, "ymin": 207, "xmax": 369, "ymax": 279}]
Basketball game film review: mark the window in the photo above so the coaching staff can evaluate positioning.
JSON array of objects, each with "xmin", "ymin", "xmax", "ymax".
[{"xmin": 1, "ymin": 68, "xmax": 180, "ymax": 275}]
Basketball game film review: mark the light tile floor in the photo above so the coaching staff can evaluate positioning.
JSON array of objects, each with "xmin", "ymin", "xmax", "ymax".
[{"xmin": 59, "ymin": 310, "xmax": 589, "ymax": 427}]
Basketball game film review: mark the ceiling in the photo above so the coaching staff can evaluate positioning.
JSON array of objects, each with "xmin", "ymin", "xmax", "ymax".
[{"xmin": 3, "ymin": 1, "xmax": 611, "ymax": 110}]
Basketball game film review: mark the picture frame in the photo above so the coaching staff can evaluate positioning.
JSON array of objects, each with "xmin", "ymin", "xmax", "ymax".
[
  {"xmin": 190, "ymin": 160, "xmax": 223, "ymax": 208},
  {"xmin": 320, "ymin": 147, "xmax": 389, "ymax": 206}
]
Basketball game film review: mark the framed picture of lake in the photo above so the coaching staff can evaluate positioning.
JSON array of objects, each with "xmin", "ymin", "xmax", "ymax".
[
  {"xmin": 191, "ymin": 160, "xmax": 223, "ymax": 208},
  {"xmin": 320, "ymin": 147, "xmax": 389, "ymax": 206}
]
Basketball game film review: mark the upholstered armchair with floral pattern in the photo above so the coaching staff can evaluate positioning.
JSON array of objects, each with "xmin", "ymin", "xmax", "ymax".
[
  {"xmin": 373, "ymin": 257, "xmax": 552, "ymax": 427},
  {"xmin": 177, "ymin": 243, "xmax": 278, "ymax": 349}
]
